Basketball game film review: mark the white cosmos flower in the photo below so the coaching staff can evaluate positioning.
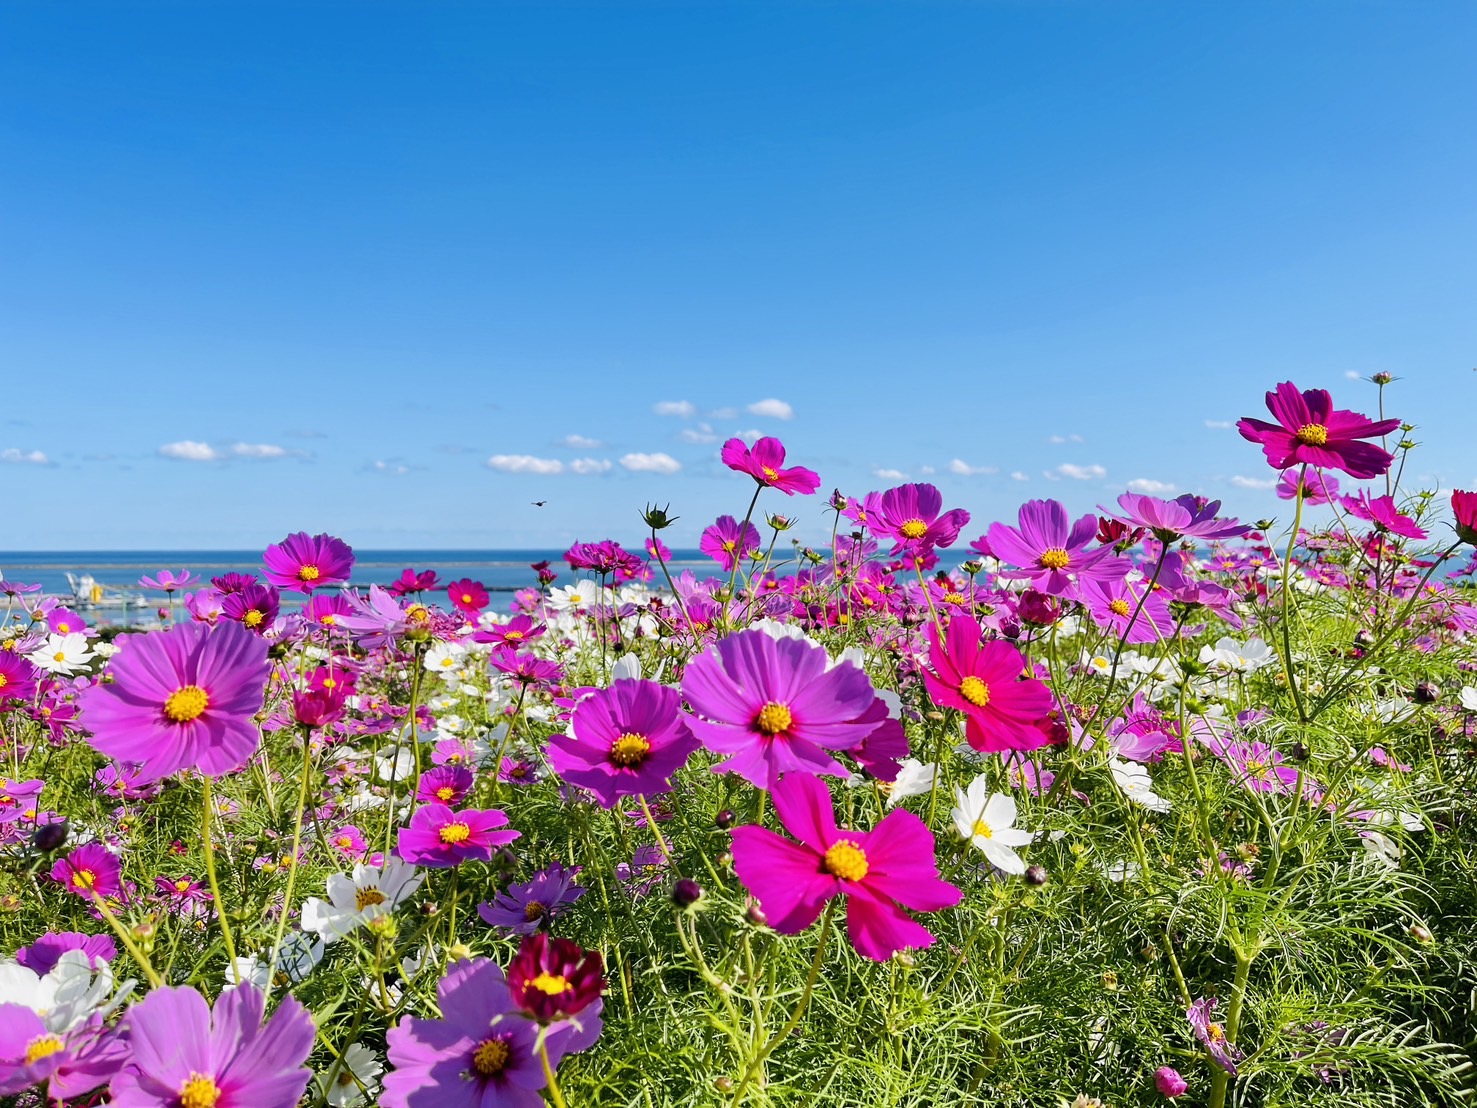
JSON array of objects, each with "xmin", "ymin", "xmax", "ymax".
[
  {"xmin": 0, "ymin": 950, "xmax": 122, "ymax": 1032},
  {"xmin": 1198, "ymin": 636, "xmax": 1275, "ymax": 674},
  {"xmin": 1460, "ymin": 686, "xmax": 1477, "ymax": 711},
  {"xmin": 28, "ymin": 632, "xmax": 96, "ymax": 675},
  {"xmin": 886, "ymin": 759, "xmax": 938, "ymax": 808},
  {"xmin": 319, "ymin": 1042, "xmax": 386, "ymax": 1107},
  {"xmin": 1360, "ymin": 830, "xmax": 1401, "ymax": 869},
  {"xmin": 301, "ymin": 858, "xmax": 425, "ymax": 943},
  {"xmin": 546, "ymin": 580, "xmax": 605, "ymax": 613},
  {"xmin": 423, "ymin": 642, "xmax": 467, "ymax": 679},
  {"xmin": 223, "ymin": 931, "xmax": 325, "ymax": 990},
  {"xmin": 1109, "ymin": 757, "xmax": 1172, "ymax": 813},
  {"xmin": 951, "ymin": 775, "xmax": 1034, "ymax": 875}
]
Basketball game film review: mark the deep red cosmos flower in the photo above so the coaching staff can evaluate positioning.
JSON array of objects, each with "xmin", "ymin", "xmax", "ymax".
[
  {"xmin": 507, "ymin": 932, "xmax": 605, "ymax": 1024},
  {"xmin": 1237, "ymin": 381, "xmax": 1400, "ymax": 479}
]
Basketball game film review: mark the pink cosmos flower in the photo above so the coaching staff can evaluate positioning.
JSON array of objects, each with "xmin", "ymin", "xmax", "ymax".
[
  {"xmin": 1187, "ymin": 996, "xmax": 1244, "ymax": 1075},
  {"xmin": 680, "ymin": 628, "xmax": 880, "ymax": 788},
  {"xmin": 1454, "ymin": 490, "xmax": 1477, "ymax": 546},
  {"xmin": 1277, "ymin": 468, "xmax": 1340, "ymax": 505},
  {"xmin": 417, "ymin": 764, "xmax": 475, "ymax": 807},
  {"xmin": 49, "ymin": 843, "xmax": 123, "ymax": 900},
  {"xmin": 78, "ymin": 621, "xmax": 271, "ymax": 781},
  {"xmin": 1108, "ymin": 492, "xmax": 1249, "ymax": 543},
  {"xmin": 1237, "ymin": 381, "xmax": 1400, "ymax": 479},
  {"xmin": 1341, "ymin": 491, "xmax": 1427, "ymax": 540},
  {"xmin": 986, "ymin": 499, "xmax": 1127, "ymax": 598},
  {"xmin": 731, "ymin": 773, "xmax": 961, "ymax": 961},
  {"xmin": 546, "ymin": 679, "xmax": 698, "ymax": 806},
  {"xmin": 397, "ymin": 803, "xmax": 520, "ymax": 868},
  {"xmin": 922, "ymin": 613, "xmax": 1053, "ymax": 753},
  {"xmin": 720, "ymin": 436, "xmax": 821, "ymax": 496},
  {"xmin": 446, "ymin": 578, "xmax": 489, "ymax": 616},
  {"xmin": 262, "ymin": 531, "xmax": 355, "ymax": 594},
  {"xmin": 219, "ymin": 583, "xmax": 280, "ymax": 634},
  {"xmin": 870, "ymin": 483, "xmax": 970, "ymax": 556},
  {"xmin": 1081, "ymin": 576, "xmax": 1175, "ymax": 645},
  {"xmin": 473, "ymin": 614, "xmax": 545, "ymax": 649},
  {"xmin": 302, "ymin": 593, "xmax": 355, "ymax": 628},
  {"xmin": 107, "ymin": 984, "xmax": 314, "ymax": 1107},
  {"xmin": 137, "ymin": 569, "xmax": 200, "ymax": 593},
  {"xmin": 0, "ymin": 653, "xmax": 39, "ymax": 704},
  {"xmin": 699, "ymin": 515, "xmax": 761, "ymax": 572}
]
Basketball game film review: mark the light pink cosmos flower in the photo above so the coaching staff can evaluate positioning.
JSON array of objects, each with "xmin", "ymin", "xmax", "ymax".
[{"xmin": 731, "ymin": 773, "xmax": 961, "ymax": 961}]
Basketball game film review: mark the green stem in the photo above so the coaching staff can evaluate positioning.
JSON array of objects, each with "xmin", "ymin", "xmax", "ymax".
[
  {"xmin": 1208, "ymin": 950, "xmax": 1253, "ymax": 1108},
  {"xmin": 539, "ymin": 1035, "xmax": 570, "ymax": 1108},
  {"xmin": 200, "ymin": 776, "xmax": 238, "ymax": 976},
  {"xmin": 266, "ymin": 728, "xmax": 315, "ymax": 1005}
]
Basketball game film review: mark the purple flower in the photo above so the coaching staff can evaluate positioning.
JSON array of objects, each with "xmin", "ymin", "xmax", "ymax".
[
  {"xmin": 0, "ymin": 653, "xmax": 39, "ymax": 704},
  {"xmin": 220, "ymin": 584, "xmax": 281, "ymax": 634},
  {"xmin": 416, "ymin": 764, "xmax": 475, "ymax": 808},
  {"xmin": 870, "ymin": 483, "xmax": 970, "ymax": 556},
  {"xmin": 478, "ymin": 862, "xmax": 585, "ymax": 935},
  {"xmin": 398, "ymin": 804, "xmax": 521, "ymax": 868},
  {"xmin": 1081, "ymin": 575, "xmax": 1175, "ymax": 644},
  {"xmin": 1187, "ymin": 997, "xmax": 1245, "ymax": 1076},
  {"xmin": 262, "ymin": 531, "xmax": 355, "ymax": 595},
  {"xmin": 107, "ymin": 984, "xmax": 314, "ymax": 1107},
  {"xmin": 1341, "ymin": 491, "xmax": 1428, "ymax": 540},
  {"xmin": 680, "ymin": 628, "xmax": 881, "ymax": 789},
  {"xmin": 1108, "ymin": 492, "xmax": 1250, "ymax": 544},
  {"xmin": 1155, "ymin": 1065, "xmax": 1189, "ymax": 1097},
  {"xmin": 383, "ymin": 958, "xmax": 570, "ymax": 1108},
  {"xmin": 699, "ymin": 515, "xmax": 762, "ymax": 573},
  {"xmin": 0, "ymin": 1008, "xmax": 126, "ymax": 1101},
  {"xmin": 986, "ymin": 499, "xmax": 1128, "ymax": 599},
  {"xmin": 15, "ymin": 932, "xmax": 116, "ymax": 976},
  {"xmin": 1277, "ymin": 468, "xmax": 1340, "ymax": 505},
  {"xmin": 77, "ymin": 620, "xmax": 271, "ymax": 782},
  {"xmin": 138, "ymin": 569, "xmax": 200, "ymax": 593},
  {"xmin": 546, "ymin": 679, "xmax": 698, "ymax": 807},
  {"xmin": 1200, "ymin": 734, "xmax": 1305, "ymax": 796}
]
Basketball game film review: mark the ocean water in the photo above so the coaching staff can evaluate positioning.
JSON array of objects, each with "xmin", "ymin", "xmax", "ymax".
[{"xmin": 1, "ymin": 549, "xmax": 714, "ymax": 604}]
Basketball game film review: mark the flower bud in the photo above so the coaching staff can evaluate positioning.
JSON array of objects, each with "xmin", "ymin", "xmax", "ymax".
[
  {"xmin": 1408, "ymin": 922, "xmax": 1434, "ymax": 944},
  {"xmin": 715, "ymin": 809, "xmax": 736, "ymax": 830},
  {"xmin": 1413, "ymin": 680, "xmax": 1439, "ymax": 704},
  {"xmin": 671, "ymin": 878, "xmax": 703, "ymax": 909},
  {"xmin": 745, "ymin": 901, "xmax": 767, "ymax": 927},
  {"xmin": 641, "ymin": 503, "xmax": 678, "ymax": 530},
  {"xmin": 31, "ymin": 821, "xmax": 68, "ymax": 853},
  {"xmin": 1154, "ymin": 1066, "xmax": 1188, "ymax": 1098},
  {"xmin": 1024, "ymin": 864, "xmax": 1049, "ymax": 886}
]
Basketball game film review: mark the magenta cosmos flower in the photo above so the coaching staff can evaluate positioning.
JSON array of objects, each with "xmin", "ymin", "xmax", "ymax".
[
  {"xmin": 699, "ymin": 515, "xmax": 761, "ymax": 573},
  {"xmin": 986, "ymin": 499, "xmax": 1126, "ymax": 598},
  {"xmin": 446, "ymin": 578, "xmax": 489, "ymax": 616},
  {"xmin": 1108, "ymin": 492, "xmax": 1249, "ymax": 544},
  {"xmin": 731, "ymin": 773, "xmax": 961, "ymax": 961},
  {"xmin": 922, "ymin": 613, "xmax": 1053, "ymax": 754},
  {"xmin": 1186, "ymin": 996, "xmax": 1244, "ymax": 1075},
  {"xmin": 1341, "ymin": 491, "xmax": 1427, "ymax": 540},
  {"xmin": 49, "ymin": 843, "xmax": 123, "ymax": 901},
  {"xmin": 78, "ymin": 621, "xmax": 270, "ymax": 782},
  {"xmin": 1455, "ymin": 490, "xmax": 1477, "ymax": 546},
  {"xmin": 680, "ymin": 628, "xmax": 880, "ymax": 788},
  {"xmin": 870, "ymin": 483, "xmax": 970, "ymax": 556},
  {"xmin": 397, "ymin": 803, "xmax": 520, "ymax": 868},
  {"xmin": 262, "ymin": 531, "xmax": 355, "ymax": 594},
  {"xmin": 1237, "ymin": 381, "xmax": 1400, "ymax": 479},
  {"xmin": 138, "ymin": 569, "xmax": 200, "ymax": 593},
  {"xmin": 1277, "ymin": 468, "xmax": 1340, "ymax": 505},
  {"xmin": 545, "ymin": 679, "xmax": 697, "ymax": 806},
  {"xmin": 107, "ymin": 984, "xmax": 315, "ymax": 1108},
  {"xmin": 720, "ymin": 436, "xmax": 821, "ymax": 496},
  {"xmin": 0, "ymin": 653, "xmax": 39, "ymax": 705},
  {"xmin": 1081, "ymin": 576, "xmax": 1174, "ymax": 645}
]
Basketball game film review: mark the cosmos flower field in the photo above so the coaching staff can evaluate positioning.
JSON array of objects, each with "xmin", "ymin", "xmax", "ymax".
[{"xmin": 2, "ymin": 379, "xmax": 1476, "ymax": 1107}]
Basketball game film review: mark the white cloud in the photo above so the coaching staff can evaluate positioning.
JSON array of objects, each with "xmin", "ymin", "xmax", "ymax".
[
  {"xmin": 949, "ymin": 459, "xmax": 998, "ymax": 477},
  {"xmin": 1010, "ymin": 471, "xmax": 1030, "ymax": 482},
  {"xmin": 731, "ymin": 429, "xmax": 764, "ymax": 443},
  {"xmin": 747, "ymin": 398, "xmax": 794, "ymax": 420},
  {"xmin": 229, "ymin": 442, "xmax": 288, "ymax": 459},
  {"xmin": 620, "ymin": 452, "xmax": 682, "ymax": 474},
  {"xmin": 1127, "ymin": 478, "xmax": 1176, "ymax": 494},
  {"xmin": 1344, "ymin": 370, "xmax": 1362, "ymax": 380},
  {"xmin": 653, "ymin": 401, "xmax": 696, "ymax": 418},
  {"xmin": 1053, "ymin": 463, "xmax": 1107, "ymax": 481},
  {"xmin": 707, "ymin": 406, "xmax": 738, "ymax": 420},
  {"xmin": 0, "ymin": 448, "xmax": 50, "ymax": 465},
  {"xmin": 487, "ymin": 454, "xmax": 565, "ymax": 475},
  {"xmin": 1047, "ymin": 433, "xmax": 1084, "ymax": 444},
  {"xmin": 872, "ymin": 467, "xmax": 907, "ymax": 481},
  {"xmin": 569, "ymin": 457, "xmax": 613, "ymax": 475},
  {"xmin": 918, "ymin": 464, "xmax": 936, "ymax": 475},
  {"xmin": 372, "ymin": 460, "xmax": 410, "ymax": 475},
  {"xmin": 561, "ymin": 434, "xmax": 604, "ymax": 449},
  {"xmin": 679, "ymin": 423, "xmax": 717, "ymax": 444},
  {"xmin": 158, "ymin": 440, "xmax": 221, "ymax": 462},
  {"xmin": 1204, "ymin": 419, "xmax": 1234, "ymax": 430},
  {"xmin": 1230, "ymin": 475, "xmax": 1277, "ymax": 489}
]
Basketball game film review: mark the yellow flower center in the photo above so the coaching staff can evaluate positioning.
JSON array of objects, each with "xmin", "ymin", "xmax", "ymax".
[
  {"xmin": 243, "ymin": 608, "xmax": 264, "ymax": 628},
  {"xmin": 1208, "ymin": 1022, "xmax": 1226, "ymax": 1043},
  {"xmin": 943, "ymin": 591, "xmax": 966, "ymax": 605},
  {"xmin": 0, "ymin": 675, "xmax": 7, "ymax": 688},
  {"xmin": 473, "ymin": 1036, "xmax": 511, "ymax": 1076},
  {"xmin": 1039, "ymin": 548, "xmax": 1071, "ymax": 570},
  {"xmin": 163, "ymin": 685, "xmax": 210, "ymax": 723},
  {"xmin": 461, "ymin": 593, "xmax": 474, "ymax": 604},
  {"xmin": 1244, "ymin": 760, "xmax": 1270, "ymax": 779},
  {"xmin": 761, "ymin": 466, "xmax": 778, "ymax": 480},
  {"xmin": 722, "ymin": 539, "xmax": 737, "ymax": 553},
  {"xmin": 1294, "ymin": 423, "xmax": 1329, "ymax": 446},
  {"xmin": 530, "ymin": 971, "xmax": 571, "ymax": 995},
  {"xmin": 298, "ymin": 564, "xmax": 321, "ymax": 582},
  {"xmin": 439, "ymin": 821, "xmax": 472, "ymax": 844},
  {"xmin": 407, "ymin": 605, "xmax": 431, "ymax": 625},
  {"xmin": 440, "ymin": 658, "xmax": 456, "ymax": 667},
  {"xmin": 53, "ymin": 652, "xmax": 67, "ymax": 662},
  {"xmin": 72, "ymin": 869, "xmax": 97, "ymax": 890},
  {"xmin": 823, "ymin": 840, "xmax": 869, "ymax": 882},
  {"xmin": 436, "ymin": 786, "xmax": 456, "ymax": 801},
  {"xmin": 175, "ymin": 879, "xmax": 192, "ymax": 892},
  {"xmin": 610, "ymin": 732, "xmax": 652, "ymax": 767},
  {"xmin": 320, "ymin": 614, "xmax": 337, "ymax": 626},
  {"xmin": 57, "ymin": 622, "xmax": 71, "ymax": 633},
  {"xmin": 1108, "ymin": 598, "xmax": 1132, "ymax": 617},
  {"xmin": 523, "ymin": 900, "xmax": 547, "ymax": 922},
  {"xmin": 755, "ymin": 702, "xmax": 793, "ymax": 735},
  {"xmin": 24, "ymin": 1034, "xmax": 64, "ymax": 1065},
  {"xmin": 179, "ymin": 1073, "xmax": 221, "ymax": 1108},
  {"xmin": 355, "ymin": 886, "xmax": 387, "ymax": 911},
  {"xmin": 504, "ymin": 630, "xmax": 523, "ymax": 640},
  {"xmin": 958, "ymin": 676, "xmax": 991, "ymax": 707},
  {"xmin": 971, "ymin": 818, "xmax": 994, "ymax": 840},
  {"xmin": 898, "ymin": 519, "xmax": 928, "ymax": 540},
  {"xmin": 1, "ymin": 639, "xmax": 14, "ymax": 651}
]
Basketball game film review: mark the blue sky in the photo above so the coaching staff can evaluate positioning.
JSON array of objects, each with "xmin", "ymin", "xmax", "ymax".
[{"xmin": 2, "ymin": 2, "xmax": 1473, "ymax": 550}]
